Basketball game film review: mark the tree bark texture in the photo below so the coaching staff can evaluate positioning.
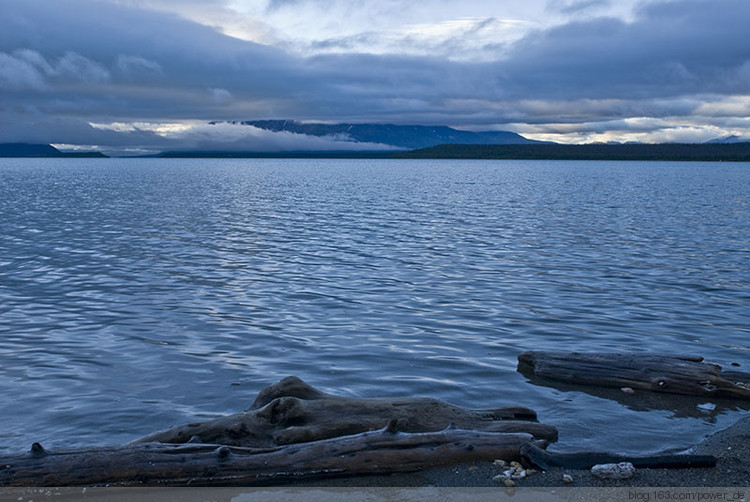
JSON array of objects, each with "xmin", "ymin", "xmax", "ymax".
[
  {"xmin": 134, "ymin": 376, "xmax": 557, "ymax": 447},
  {"xmin": 1, "ymin": 426, "xmax": 540, "ymax": 487}
]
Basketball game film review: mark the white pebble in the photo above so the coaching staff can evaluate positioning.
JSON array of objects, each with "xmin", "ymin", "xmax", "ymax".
[
  {"xmin": 591, "ymin": 462, "xmax": 636, "ymax": 480},
  {"xmin": 562, "ymin": 474, "xmax": 574, "ymax": 483},
  {"xmin": 511, "ymin": 469, "xmax": 527, "ymax": 480}
]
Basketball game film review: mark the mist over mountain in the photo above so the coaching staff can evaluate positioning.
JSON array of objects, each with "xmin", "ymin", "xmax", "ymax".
[
  {"xmin": 225, "ymin": 120, "xmax": 542, "ymax": 150},
  {"xmin": 0, "ymin": 143, "xmax": 106, "ymax": 158},
  {"xmin": 705, "ymin": 135, "xmax": 748, "ymax": 144}
]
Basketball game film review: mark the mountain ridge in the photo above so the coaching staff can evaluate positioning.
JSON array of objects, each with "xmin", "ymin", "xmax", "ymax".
[
  {"xmin": 705, "ymin": 135, "xmax": 748, "ymax": 144},
  {"xmin": 221, "ymin": 120, "xmax": 543, "ymax": 150}
]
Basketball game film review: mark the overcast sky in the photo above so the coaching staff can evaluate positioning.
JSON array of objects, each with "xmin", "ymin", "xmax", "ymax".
[{"xmin": 1, "ymin": 0, "xmax": 749, "ymax": 154}]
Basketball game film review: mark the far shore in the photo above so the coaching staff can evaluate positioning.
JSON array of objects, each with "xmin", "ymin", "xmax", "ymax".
[{"xmin": 3, "ymin": 141, "xmax": 750, "ymax": 161}]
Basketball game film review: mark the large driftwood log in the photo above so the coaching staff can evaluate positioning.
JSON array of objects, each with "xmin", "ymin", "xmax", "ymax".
[
  {"xmin": 135, "ymin": 376, "xmax": 558, "ymax": 446},
  {"xmin": 1, "ymin": 376, "xmax": 555, "ymax": 486},
  {"xmin": 0, "ymin": 425, "xmax": 540, "ymax": 487},
  {"xmin": 518, "ymin": 351, "xmax": 750, "ymax": 399}
]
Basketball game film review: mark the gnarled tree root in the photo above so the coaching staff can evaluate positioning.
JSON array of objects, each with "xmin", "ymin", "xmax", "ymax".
[{"xmin": 135, "ymin": 376, "xmax": 558, "ymax": 447}]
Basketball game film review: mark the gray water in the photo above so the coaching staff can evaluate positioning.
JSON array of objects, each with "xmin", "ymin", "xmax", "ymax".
[{"xmin": 0, "ymin": 158, "xmax": 748, "ymax": 456}]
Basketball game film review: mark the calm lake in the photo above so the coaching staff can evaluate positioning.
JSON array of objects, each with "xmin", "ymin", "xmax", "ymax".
[{"xmin": 0, "ymin": 158, "xmax": 748, "ymax": 456}]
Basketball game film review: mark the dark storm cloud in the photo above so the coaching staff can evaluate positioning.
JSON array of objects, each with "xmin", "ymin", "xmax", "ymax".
[
  {"xmin": 1, "ymin": 0, "xmax": 749, "ymax": 148},
  {"xmin": 0, "ymin": 0, "xmax": 304, "ymax": 117},
  {"xmin": 500, "ymin": 0, "xmax": 750, "ymax": 100},
  {"xmin": 0, "ymin": 0, "xmax": 469, "ymax": 137}
]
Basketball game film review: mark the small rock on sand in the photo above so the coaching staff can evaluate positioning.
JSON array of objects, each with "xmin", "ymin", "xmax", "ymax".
[
  {"xmin": 591, "ymin": 462, "xmax": 636, "ymax": 480},
  {"xmin": 492, "ymin": 474, "xmax": 515, "ymax": 487}
]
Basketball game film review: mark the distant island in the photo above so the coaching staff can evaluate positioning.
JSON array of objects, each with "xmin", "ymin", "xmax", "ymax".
[{"xmin": 0, "ymin": 143, "xmax": 107, "ymax": 158}]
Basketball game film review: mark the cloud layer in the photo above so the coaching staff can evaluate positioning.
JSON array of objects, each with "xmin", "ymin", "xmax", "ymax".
[{"xmin": 1, "ymin": 0, "xmax": 749, "ymax": 151}]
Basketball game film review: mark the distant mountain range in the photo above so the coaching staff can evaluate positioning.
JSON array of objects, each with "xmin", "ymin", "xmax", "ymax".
[
  {"xmin": 704, "ymin": 135, "xmax": 747, "ymax": 144},
  {"xmin": 224, "ymin": 120, "xmax": 543, "ymax": 150},
  {"xmin": 3, "ymin": 126, "xmax": 750, "ymax": 159},
  {"xmin": 0, "ymin": 143, "xmax": 107, "ymax": 158}
]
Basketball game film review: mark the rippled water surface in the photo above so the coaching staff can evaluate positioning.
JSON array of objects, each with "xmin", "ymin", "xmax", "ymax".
[{"xmin": 1, "ymin": 158, "xmax": 748, "ymax": 455}]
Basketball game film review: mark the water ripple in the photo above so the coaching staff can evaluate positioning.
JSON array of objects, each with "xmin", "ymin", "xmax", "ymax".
[{"xmin": 1, "ymin": 158, "xmax": 748, "ymax": 454}]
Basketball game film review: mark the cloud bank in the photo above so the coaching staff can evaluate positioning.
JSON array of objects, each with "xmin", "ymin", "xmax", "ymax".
[{"xmin": 1, "ymin": 0, "xmax": 749, "ymax": 152}]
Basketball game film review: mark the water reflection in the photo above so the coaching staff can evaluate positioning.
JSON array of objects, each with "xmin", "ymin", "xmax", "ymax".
[{"xmin": 520, "ymin": 371, "xmax": 750, "ymax": 420}]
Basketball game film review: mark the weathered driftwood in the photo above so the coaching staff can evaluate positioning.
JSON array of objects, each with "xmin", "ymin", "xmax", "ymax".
[
  {"xmin": 1, "ymin": 376, "xmax": 556, "ymax": 486},
  {"xmin": 135, "ymin": 376, "xmax": 558, "ymax": 446},
  {"xmin": 520, "ymin": 443, "xmax": 716, "ymax": 471},
  {"xmin": 518, "ymin": 351, "xmax": 750, "ymax": 399},
  {"xmin": 0, "ymin": 425, "xmax": 540, "ymax": 487}
]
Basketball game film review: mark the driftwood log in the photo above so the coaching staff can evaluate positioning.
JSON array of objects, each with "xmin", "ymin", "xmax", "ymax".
[
  {"xmin": 135, "ymin": 376, "xmax": 558, "ymax": 446},
  {"xmin": 0, "ymin": 376, "xmax": 555, "ymax": 486},
  {"xmin": 518, "ymin": 351, "xmax": 750, "ymax": 399},
  {"xmin": 1, "ymin": 368, "xmax": 725, "ymax": 487},
  {"xmin": 0, "ymin": 425, "xmax": 540, "ymax": 486}
]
